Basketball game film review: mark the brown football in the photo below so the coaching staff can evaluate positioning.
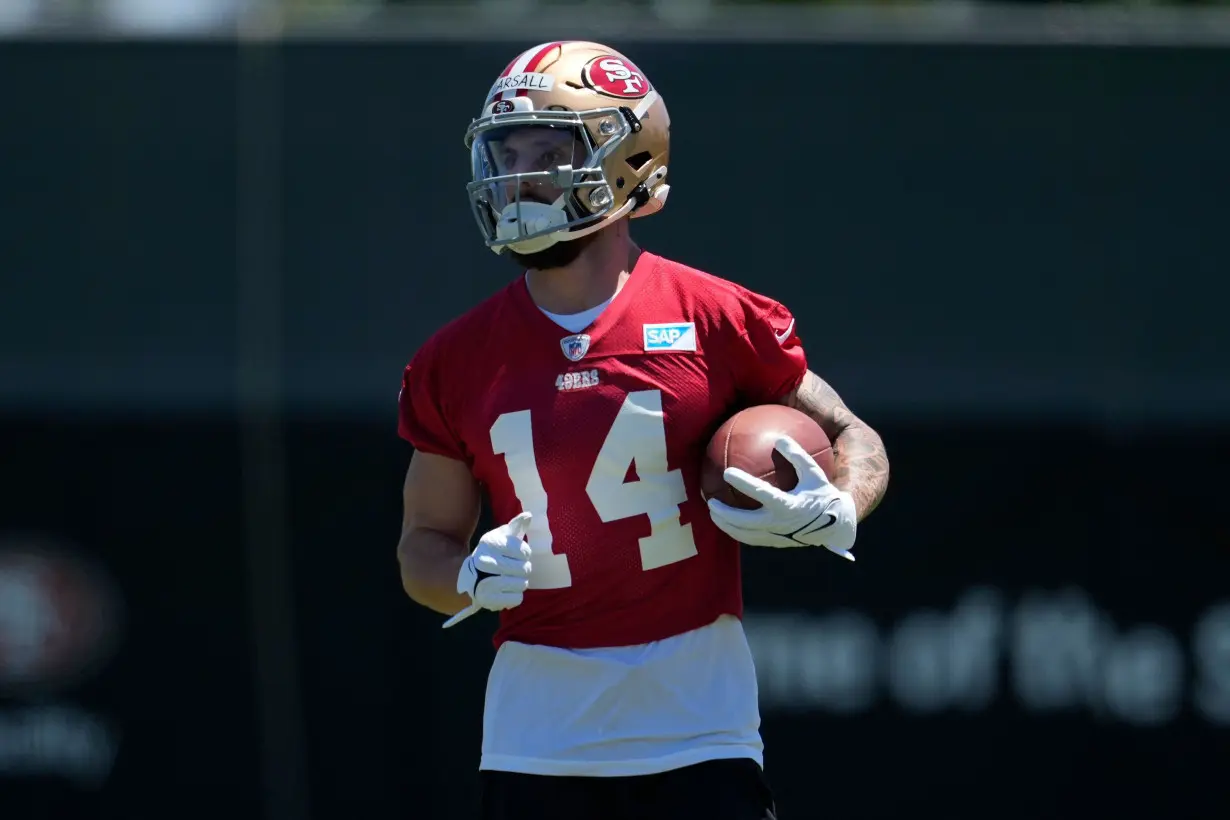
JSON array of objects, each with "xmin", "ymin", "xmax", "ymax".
[{"xmin": 701, "ymin": 404, "xmax": 835, "ymax": 510}]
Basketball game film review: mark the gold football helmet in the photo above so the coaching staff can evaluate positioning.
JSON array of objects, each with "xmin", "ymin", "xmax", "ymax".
[{"xmin": 465, "ymin": 41, "xmax": 671, "ymax": 255}]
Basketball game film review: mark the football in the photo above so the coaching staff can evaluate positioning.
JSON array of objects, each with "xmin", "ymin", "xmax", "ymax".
[{"xmin": 700, "ymin": 404, "xmax": 835, "ymax": 510}]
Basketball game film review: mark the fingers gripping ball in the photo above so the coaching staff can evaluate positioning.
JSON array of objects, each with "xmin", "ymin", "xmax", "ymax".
[{"xmin": 701, "ymin": 405, "xmax": 835, "ymax": 510}]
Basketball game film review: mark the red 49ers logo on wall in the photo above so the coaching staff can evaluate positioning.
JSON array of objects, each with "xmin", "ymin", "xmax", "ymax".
[{"xmin": 581, "ymin": 55, "xmax": 651, "ymax": 99}]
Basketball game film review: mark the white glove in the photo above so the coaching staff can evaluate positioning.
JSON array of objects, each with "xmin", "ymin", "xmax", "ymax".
[
  {"xmin": 456, "ymin": 511, "xmax": 534, "ymax": 612},
  {"xmin": 706, "ymin": 436, "xmax": 858, "ymax": 561}
]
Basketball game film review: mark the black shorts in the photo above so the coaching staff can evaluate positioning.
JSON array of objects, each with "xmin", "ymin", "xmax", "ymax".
[{"xmin": 479, "ymin": 758, "xmax": 777, "ymax": 820}]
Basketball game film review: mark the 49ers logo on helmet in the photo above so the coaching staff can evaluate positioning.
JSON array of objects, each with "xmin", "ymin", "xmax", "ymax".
[{"xmin": 581, "ymin": 55, "xmax": 650, "ymax": 100}]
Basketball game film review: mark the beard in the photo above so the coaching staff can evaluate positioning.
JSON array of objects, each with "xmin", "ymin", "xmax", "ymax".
[{"xmin": 505, "ymin": 228, "xmax": 598, "ymax": 271}]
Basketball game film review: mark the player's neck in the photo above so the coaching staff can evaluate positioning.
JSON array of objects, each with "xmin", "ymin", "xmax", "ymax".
[{"xmin": 525, "ymin": 230, "xmax": 640, "ymax": 315}]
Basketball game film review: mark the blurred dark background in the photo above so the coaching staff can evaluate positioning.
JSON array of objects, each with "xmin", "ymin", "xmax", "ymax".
[{"xmin": 1, "ymin": 3, "xmax": 1228, "ymax": 820}]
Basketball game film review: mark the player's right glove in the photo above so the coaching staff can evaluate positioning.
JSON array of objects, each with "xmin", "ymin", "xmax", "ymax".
[
  {"xmin": 455, "ymin": 511, "xmax": 534, "ymax": 613},
  {"xmin": 707, "ymin": 436, "xmax": 857, "ymax": 561}
]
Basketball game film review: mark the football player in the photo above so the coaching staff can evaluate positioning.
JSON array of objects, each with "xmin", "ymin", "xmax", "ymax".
[{"xmin": 397, "ymin": 41, "xmax": 889, "ymax": 820}]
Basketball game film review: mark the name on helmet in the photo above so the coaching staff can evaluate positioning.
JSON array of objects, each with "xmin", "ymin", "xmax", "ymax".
[{"xmin": 490, "ymin": 72, "xmax": 555, "ymax": 97}]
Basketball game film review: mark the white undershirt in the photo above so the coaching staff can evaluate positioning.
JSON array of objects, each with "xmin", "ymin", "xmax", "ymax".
[
  {"xmin": 482, "ymin": 616, "xmax": 764, "ymax": 776},
  {"xmin": 540, "ymin": 297, "xmax": 613, "ymax": 334},
  {"xmin": 478, "ymin": 298, "xmax": 764, "ymax": 777}
]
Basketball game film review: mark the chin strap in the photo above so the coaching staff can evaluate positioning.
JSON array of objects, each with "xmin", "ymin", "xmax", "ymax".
[
  {"xmin": 493, "ymin": 166, "xmax": 670, "ymax": 255},
  {"xmin": 494, "ymin": 196, "xmax": 570, "ymax": 254}
]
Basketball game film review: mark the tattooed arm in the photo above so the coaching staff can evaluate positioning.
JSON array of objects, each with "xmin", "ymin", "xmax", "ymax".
[{"xmin": 779, "ymin": 371, "xmax": 889, "ymax": 520}]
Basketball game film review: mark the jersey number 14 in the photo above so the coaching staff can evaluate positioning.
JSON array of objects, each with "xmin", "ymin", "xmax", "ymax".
[{"xmin": 489, "ymin": 389, "xmax": 698, "ymax": 590}]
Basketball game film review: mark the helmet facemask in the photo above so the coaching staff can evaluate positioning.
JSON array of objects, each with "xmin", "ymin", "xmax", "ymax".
[{"xmin": 465, "ymin": 108, "xmax": 638, "ymax": 255}]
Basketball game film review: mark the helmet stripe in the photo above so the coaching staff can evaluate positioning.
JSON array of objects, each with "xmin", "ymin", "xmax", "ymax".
[
  {"xmin": 495, "ymin": 42, "xmax": 563, "ymax": 101},
  {"xmin": 525, "ymin": 41, "xmax": 563, "ymax": 73},
  {"xmin": 514, "ymin": 41, "xmax": 561, "ymax": 97}
]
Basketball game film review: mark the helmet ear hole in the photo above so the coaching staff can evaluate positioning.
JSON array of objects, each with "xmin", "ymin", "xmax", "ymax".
[{"xmin": 625, "ymin": 151, "xmax": 653, "ymax": 172}]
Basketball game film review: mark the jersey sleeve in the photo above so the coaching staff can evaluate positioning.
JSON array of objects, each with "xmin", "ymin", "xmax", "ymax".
[
  {"xmin": 397, "ymin": 341, "xmax": 469, "ymax": 462},
  {"xmin": 728, "ymin": 289, "xmax": 808, "ymax": 405}
]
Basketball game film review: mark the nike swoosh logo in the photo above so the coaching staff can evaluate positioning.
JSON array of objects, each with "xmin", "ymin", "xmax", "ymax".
[
  {"xmin": 808, "ymin": 513, "xmax": 837, "ymax": 533},
  {"xmin": 773, "ymin": 319, "xmax": 795, "ymax": 345},
  {"xmin": 785, "ymin": 511, "xmax": 837, "ymax": 545}
]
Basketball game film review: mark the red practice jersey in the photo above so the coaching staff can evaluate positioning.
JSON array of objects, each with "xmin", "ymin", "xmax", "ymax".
[{"xmin": 399, "ymin": 252, "xmax": 807, "ymax": 649}]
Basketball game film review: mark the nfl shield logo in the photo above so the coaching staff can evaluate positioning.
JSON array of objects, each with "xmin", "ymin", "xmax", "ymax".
[{"xmin": 560, "ymin": 334, "xmax": 591, "ymax": 362}]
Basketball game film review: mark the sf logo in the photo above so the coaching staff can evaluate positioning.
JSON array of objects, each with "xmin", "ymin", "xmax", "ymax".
[{"xmin": 599, "ymin": 58, "xmax": 644, "ymax": 96}]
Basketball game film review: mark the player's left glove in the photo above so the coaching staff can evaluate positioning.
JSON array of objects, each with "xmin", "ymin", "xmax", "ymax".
[{"xmin": 706, "ymin": 435, "xmax": 858, "ymax": 561}]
